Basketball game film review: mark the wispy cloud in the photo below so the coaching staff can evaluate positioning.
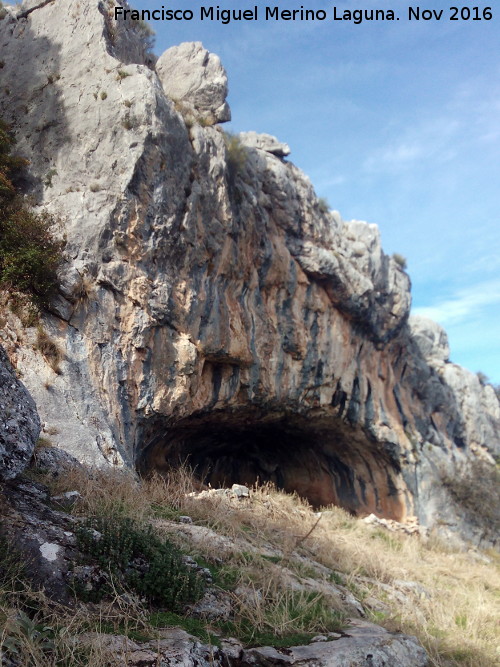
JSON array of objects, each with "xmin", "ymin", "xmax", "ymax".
[
  {"xmin": 362, "ymin": 118, "xmax": 461, "ymax": 173},
  {"xmin": 412, "ymin": 279, "xmax": 500, "ymax": 326}
]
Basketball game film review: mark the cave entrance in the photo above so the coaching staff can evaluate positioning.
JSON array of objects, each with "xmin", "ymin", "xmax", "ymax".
[{"xmin": 138, "ymin": 411, "xmax": 408, "ymax": 520}]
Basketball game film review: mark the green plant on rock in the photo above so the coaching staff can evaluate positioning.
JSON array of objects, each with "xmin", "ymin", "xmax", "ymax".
[
  {"xmin": 392, "ymin": 252, "xmax": 407, "ymax": 270},
  {"xmin": 317, "ymin": 197, "xmax": 330, "ymax": 214},
  {"xmin": 1, "ymin": 610, "xmax": 56, "ymax": 662},
  {"xmin": 116, "ymin": 69, "xmax": 131, "ymax": 81},
  {"xmin": 0, "ymin": 119, "xmax": 63, "ymax": 307},
  {"xmin": 35, "ymin": 326, "xmax": 62, "ymax": 373},
  {"xmin": 224, "ymin": 132, "xmax": 248, "ymax": 188},
  {"xmin": 75, "ymin": 516, "xmax": 205, "ymax": 608}
]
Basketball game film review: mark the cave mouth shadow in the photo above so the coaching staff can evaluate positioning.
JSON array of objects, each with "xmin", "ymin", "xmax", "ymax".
[{"xmin": 138, "ymin": 411, "xmax": 409, "ymax": 521}]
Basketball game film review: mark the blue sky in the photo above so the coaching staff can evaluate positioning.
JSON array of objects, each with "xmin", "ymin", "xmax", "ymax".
[{"xmin": 133, "ymin": 0, "xmax": 500, "ymax": 382}]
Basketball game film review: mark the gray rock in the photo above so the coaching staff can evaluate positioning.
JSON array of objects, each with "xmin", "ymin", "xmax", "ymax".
[
  {"xmin": 409, "ymin": 316, "xmax": 450, "ymax": 363},
  {"xmin": 32, "ymin": 446, "xmax": 84, "ymax": 477},
  {"xmin": 156, "ymin": 42, "xmax": 231, "ymax": 123},
  {"xmin": 0, "ymin": 346, "xmax": 40, "ymax": 480},
  {"xmin": 231, "ymin": 483, "xmax": 250, "ymax": 498},
  {"xmin": 241, "ymin": 619, "xmax": 428, "ymax": 666},
  {"xmin": 239, "ymin": 131, "xmax": 291, "ymax": 157},
  {"xmin": 78, "ymin": 629, "xmax": 223, "ymax": 666}
]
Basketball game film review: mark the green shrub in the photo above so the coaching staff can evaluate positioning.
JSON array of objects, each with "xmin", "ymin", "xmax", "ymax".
[
  {"xmin": 74, "ymin": 516, "xmax": 205, "ymax": 608},
  {"xmin": 476, "ymin": 371, "xmax": 489, "ymax": 386},
  {"xmin": 0, "ymin": 119, "xmax": 63, "ymax": 306},
  {"xmin": 392, "ymin": 252, "xmax": 407, "ymax": 270},
  {"xmin": 317, "ymin": 197, "xmax": 330, "ymax": 214},
  {"xmin": 224, "ymin": 132, "xmax": 247, "ymax": 188}
]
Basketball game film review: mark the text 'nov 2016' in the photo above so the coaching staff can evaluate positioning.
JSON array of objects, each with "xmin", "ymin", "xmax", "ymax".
[{"xmin": 114, "ymin": 5, "xmax": 494, "ymax": 25}]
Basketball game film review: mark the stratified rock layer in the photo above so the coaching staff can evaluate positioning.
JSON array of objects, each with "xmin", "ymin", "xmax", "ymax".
[{"xmin": 0, "ymin": 0, "xmax": 499, "ymax": 544}]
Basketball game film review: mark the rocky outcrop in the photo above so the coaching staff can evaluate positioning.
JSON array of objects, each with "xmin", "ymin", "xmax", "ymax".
[
  {"xmin": 0, "ymin": 0, "xmax": 498, "ymax": 545},
  {"xmin": 239, "ymin": 131, "xmax": 291, "ymax": 157},
  {"xmin": 156, "ymin": 41, "xmax": 231, "ymax": 124},
  {"xmin": 0, "ymin": 345, "xmax": 40, "ymax": 480},
  {"xmin": 76, "ymin": 623, "xmax": 429, "ymax": 666},
  {"xmin": 240, "ymin": 620, "xmax": 428, "ymax": 666}
]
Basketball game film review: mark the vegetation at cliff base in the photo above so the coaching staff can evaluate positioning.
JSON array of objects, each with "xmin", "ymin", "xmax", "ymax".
[
  {"xmin": 0, "ymin": 119, "xmax": 63, "ymax": 307},
  {"xmin": 74, "ymin": 515, "xmax": 205, "ymax": 607},
  {"xmin": 3, "ymin": 461, "xmax": 495, "ymax": 667}
]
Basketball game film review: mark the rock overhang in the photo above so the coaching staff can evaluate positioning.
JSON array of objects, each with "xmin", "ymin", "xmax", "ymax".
[{"xmin": 137, "ymin": 407, "xmax": 411, "ymax": 520}]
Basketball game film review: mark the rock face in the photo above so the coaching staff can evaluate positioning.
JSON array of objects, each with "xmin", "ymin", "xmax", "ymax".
[
  {"xmin": 0, "ymin": 345, "xmax": 40, "ymax": 480},
  {"xmin": 0, "ymin": 0, "xmax": 499, "ymax": 544},
  {"xmin": 156, "ymin": 41, "xmax": 231, "ymax": 124}
]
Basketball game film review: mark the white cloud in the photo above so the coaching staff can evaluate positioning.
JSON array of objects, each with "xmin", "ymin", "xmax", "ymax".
[
  {"xmin": 412, "ymin": 279, "xmax": 500, "ymax": 326},
  {"xmin": 362, "ymin": 117, "xmax": 462, "ymax": 174}
]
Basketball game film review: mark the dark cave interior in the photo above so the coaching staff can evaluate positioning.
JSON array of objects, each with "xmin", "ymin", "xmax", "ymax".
[{"xmin": 138, "ymin": 411, "xmax": 408, "ymax": 520}]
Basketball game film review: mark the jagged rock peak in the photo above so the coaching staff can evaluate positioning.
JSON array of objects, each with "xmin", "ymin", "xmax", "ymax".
[{"xmin": 156, "ymin": 41, "xmax": 231, "ymax": 124}]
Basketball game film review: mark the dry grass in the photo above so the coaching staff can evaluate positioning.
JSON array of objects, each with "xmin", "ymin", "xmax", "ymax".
[
  {"xmin": 0, "ymin": 582, "xmax": 154, "ymax": 666},
  {"xmin": 35, "ymin": 326, "xmax": 62, "ymax": 374},
  {"xmin": 24, "ymin": 464, "xmax": 500, "ymax": 666},
  {"xmin": 144, "ymin": 469, "xmax": 499, "ymax": 666}
]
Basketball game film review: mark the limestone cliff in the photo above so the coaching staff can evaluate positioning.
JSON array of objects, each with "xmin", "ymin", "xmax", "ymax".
[{"xmin": 0, "ymin": 0, "xmax": 498, "ymax": 545}]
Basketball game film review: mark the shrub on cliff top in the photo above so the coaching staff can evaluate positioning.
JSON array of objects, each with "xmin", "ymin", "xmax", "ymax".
[
  {"xmin": 224, "ymin": 132, "xmax": 248, "ymax": 184},
  {"xmin": 0, "ymin": 119, "xmax": 63, "ymax": 307}
]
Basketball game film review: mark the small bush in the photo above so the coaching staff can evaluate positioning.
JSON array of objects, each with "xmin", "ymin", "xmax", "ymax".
[
  {"xmin": 74, "ymin": 516, "xmax": 205, "ymax": 608},
  {"xmin": 131, "ymin": 18, "xmax": 155, "ymax": 55},
  {"xmin": 224, "ymin": 132, "xmax": 248, "ymax": 187},
  {"xmin": 0, "ymin": 119, "xmax": 63, "ymax": 306},
  {"xmin": 232, "ymin": 586, "xmax": 345, "ymax": 643},
  {"xmin": 476, "ymin": 371, "xmax": 489, "ymax": 386},
  {"xmin": 44, "ymin": 168, "xmax": 57, "ymax": 188},
  {"xmin": 317, "ymin": 197, "xmax": 330, "ymax": 214},
  {"xmin": 121, "ymin": 112, "xmax": 138, "ymax": 130},
  {"xmin": 35, "ymin": 326, "xmax": 62, "ymax": 373},
  {"xmin": 392, "ymin": 252, "xmax": 407, "ymax": 270},
  {"xmin": 0, "ymin": 532, "xmax": 25, "ymax": 591}
]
